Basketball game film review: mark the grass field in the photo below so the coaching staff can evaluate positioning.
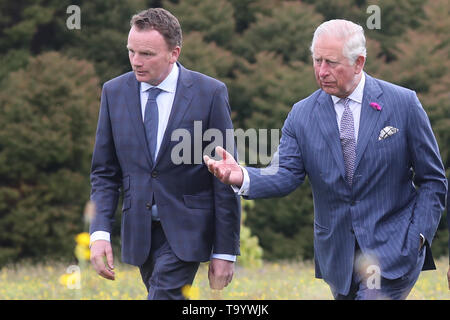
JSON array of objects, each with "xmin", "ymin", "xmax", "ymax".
[{"xmin": 0, "ymin": 257, "xmax": 448, "ymax": 300}]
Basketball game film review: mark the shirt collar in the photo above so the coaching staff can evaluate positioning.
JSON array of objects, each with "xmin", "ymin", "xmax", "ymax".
[
  {"xmin": 331, "ymin": 72, "xmax": 366, "ymax": 105},
  {"xmin": 140, "ymin": 63, "xmax": 179, "ymax": 94}
]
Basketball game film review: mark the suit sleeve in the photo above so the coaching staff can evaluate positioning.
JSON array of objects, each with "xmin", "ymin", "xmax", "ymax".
[
  {"xmin": 89, "ymin": 84, "xmax": 122, "ymax": 235},
  {"xmin": 246, "ymin": 103, "xmax": 306, "ymax": 199},
  {"xmin": 407, "ymin": 92, "xmax": 447, "ymax": 245},
  {"xmin": 207, "ymin": 83, "xmax": 241, "ymax": 256},
  {"xmin": 447, "ymin": 181, "xmax": 450, "ymax": 262}
]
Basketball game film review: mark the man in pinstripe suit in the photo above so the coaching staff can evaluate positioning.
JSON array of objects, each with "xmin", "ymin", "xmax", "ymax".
[
  {"xmin": 204, "ymin": 20, "xmax": 447, "ymax": 299},
  {"xmin": 447, "ymin": 179, "xmax": 450, "ymax": 290}
]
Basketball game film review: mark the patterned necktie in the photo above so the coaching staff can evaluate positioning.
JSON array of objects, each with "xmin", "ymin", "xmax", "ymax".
[
  {"xmin": 339, "ymin": 98, "xmax": 356, "ymax": 185},
  {"xmin": 144, "ymin": 87, "xmax": 163, "ymax": 162}
]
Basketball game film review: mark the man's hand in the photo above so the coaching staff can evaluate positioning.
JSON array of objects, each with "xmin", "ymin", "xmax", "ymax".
[
  {"xmin": 90, "ymin": 240, "xmax": 115, "ymax": 280},
  {"xmin": 203, "ymin": 146, "xmax": 243, "ymax": 187},
  {"xmin": 208, "ymin": 258, "xmax": 234, "ymax": 290}
]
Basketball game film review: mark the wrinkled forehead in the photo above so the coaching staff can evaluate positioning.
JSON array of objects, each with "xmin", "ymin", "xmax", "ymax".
[{"xmin": 312, "ymin": 35, "xmax": 346, "ymax": 59}]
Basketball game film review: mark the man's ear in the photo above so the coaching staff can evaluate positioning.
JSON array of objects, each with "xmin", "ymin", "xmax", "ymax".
[
  {"xmin": 354, "ymin": 55, "xmax": 365, "ymax": 74},
  {"xmin": 169, "ymin": 46, "xmax": 181, "ymax": 64}
]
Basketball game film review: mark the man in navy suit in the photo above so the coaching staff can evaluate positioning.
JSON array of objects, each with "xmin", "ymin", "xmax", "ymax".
[
  {"xmin": 205, "ymin": 19, "xmax": 447, "ymax": 299},
  {"xmin": 89, "ymin": 8, "xmax": 240, "ymax": 299}
]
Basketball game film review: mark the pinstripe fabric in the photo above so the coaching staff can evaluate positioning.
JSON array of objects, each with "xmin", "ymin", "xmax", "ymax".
[
  {"xmin": 245, "ymin": 73, "xmax": 447, "ymax": 295},
  {"xmin": 447, "ymin": 181, "xmax": 450, "ymax": 261}
]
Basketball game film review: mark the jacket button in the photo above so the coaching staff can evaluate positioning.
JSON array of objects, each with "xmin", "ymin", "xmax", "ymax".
[
  {"xmin": 151, "ymin": 171, "xmax": 158, "ymax": 178},
  {"xmin": 146, "ymin": 202, "xmax": 152, "ymax": 210}
]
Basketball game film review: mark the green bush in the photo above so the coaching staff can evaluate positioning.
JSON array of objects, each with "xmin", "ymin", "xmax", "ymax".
[
  {"xmin": 237, "ymin": 199, "xmax": 263, "ymax": 268},
  {"xmin": 0, "ymin": 52, "xmax": 99, "ymax": 266}
]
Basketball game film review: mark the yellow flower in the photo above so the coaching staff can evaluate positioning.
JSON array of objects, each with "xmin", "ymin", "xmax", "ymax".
[
  {"xmin": 75, "ymin": 232, "xmax": 90, "ymax": 247},
  {"xmin": 75, "ymin": 244, "xmax": 90, "ymax": 261},
  {"xmin": 59, "ymin": 272, "xmax": 80, "ymax": 288},
  {"xmin": 59, "ymin": 273, "xmax": 70, "ymax": 286},
  {"xmin": 181, "ymin": 284, "xmax": 200, "ymax": 300}
]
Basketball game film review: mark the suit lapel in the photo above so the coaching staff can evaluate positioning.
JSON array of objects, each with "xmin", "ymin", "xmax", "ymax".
[
  {"xmin": 154, "ymin": 63, "xmax": 194, "ymax": 166},
  {"xmin": 125, "ymin": 73, "xmax": 154, "ymax": 168},
  {"xmin": 354, "ymin": 74, "xmax": 383, "ymax": 171},
  {"xmin": 315, "ymin": 91, "xmax": 347, "ymax": 181}
]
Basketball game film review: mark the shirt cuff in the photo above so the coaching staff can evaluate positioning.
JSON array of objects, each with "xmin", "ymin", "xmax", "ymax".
[
  {"xmin": 90, "ymin": 231, "xmax": 110, "ymax": 247},
  {"xmin": 90, "ymin": 232, "xmax": 237, "ymax": 263},
  {"xmin": 211, "ymin": 254, "xmax": 236, "ymax": 262},
  {"xmin": 230, "ymin": 166, "xmax": 250, "ymax": 196}
]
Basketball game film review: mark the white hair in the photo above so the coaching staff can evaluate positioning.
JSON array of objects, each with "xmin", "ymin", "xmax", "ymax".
[{"xmin": 310, "ymin": 19, "xmax": 367, "ymax": 64}]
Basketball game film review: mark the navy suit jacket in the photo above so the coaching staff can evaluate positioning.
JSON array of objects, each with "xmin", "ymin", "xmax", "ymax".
[
  {"xmin": 90, "ymin": 63, "xmax": 241, "ymax": 266},
  {"xmin": 246, "ymin": 74, "xmax": 447, "ymax": 295}
]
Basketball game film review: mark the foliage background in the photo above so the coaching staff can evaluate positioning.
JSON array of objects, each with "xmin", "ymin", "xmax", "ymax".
[{"xmin": 0, "ymin": 0, "xmax": 448, "ymax": 266}]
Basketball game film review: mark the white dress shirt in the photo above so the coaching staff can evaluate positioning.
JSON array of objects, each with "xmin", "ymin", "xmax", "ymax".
[
  {"xmin": 331, "ymin": 72, "xmax": 365, "ymax": 142},
  {"xmin": 139, "ymin": 63, "xmax": 179, "ymax": 156},
  {"xmin": 90, "ymin": 63, "xmax": 236, "ymax": 261}
]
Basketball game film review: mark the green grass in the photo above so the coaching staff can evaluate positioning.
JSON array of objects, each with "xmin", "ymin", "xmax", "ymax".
[{"xmin": 0, "ymin": 258, "xmax": 448, "ymax": 299}]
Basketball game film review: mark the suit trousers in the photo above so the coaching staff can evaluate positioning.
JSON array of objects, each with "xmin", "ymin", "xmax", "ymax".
[
  {"xmin": 139, "ymin": 222, "xmax": 200, "ymax": 300},
  {"xmin": 332, "ymin": 241, "xmax": 426, "ymax": 300}
]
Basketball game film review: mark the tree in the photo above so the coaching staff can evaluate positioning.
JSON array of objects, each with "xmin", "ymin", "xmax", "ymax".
[
  {"xmin": 0, "ymin": 52, "xmax": 99, "ymax": 266},
  {"xmin": 233, "ymin": 1, "xmax": 323, "ymax": 64},
  {"xmin": 246, "ymin": 180, "xmax": 315, "ymax": 261},
  {"xmin": 238, "ymin": 199, "xmax": 263, "ymax": 268},
  {"xmin": 178, "ymin": 32, "xmax": 239, "ymax": 82},
  {"xmin": 163, "ymin": 0, "xmax": 235, "ymax": 49},
  {"xmin": 61, "ymin": 0, "xmax": 148, "ymax": 84},
  {"xmin": 0, "ymin": 0, "xmax": 446, "ymax": 264},
  {"xmin": 231, "ymin": 52, "xmax": 317, "ymax": 130},
  {"xmin": 303, "ymin": 0, "xmax": 427, "ymax": 61}
]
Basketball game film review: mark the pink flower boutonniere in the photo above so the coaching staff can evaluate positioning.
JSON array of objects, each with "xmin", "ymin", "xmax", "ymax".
[{"xmin": 370, "ymin": 102, "xmax": 382, "ymax": 111}]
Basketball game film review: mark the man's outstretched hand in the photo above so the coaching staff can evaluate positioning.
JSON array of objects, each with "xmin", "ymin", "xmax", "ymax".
[{"xmin": 203, "ymin": 146, "xmax": 243, "ymax": 187}]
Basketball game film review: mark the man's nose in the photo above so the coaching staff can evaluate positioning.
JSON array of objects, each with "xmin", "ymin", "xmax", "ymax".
[
  {"xmin": 318, "ymin": 63, "xmax": 329, "ymax": 78},
  {"xmin": 131, "ymin": 54, "xmax": 143, "ymax": 67}
]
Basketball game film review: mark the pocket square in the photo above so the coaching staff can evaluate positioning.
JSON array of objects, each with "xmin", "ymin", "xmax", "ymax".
[{"xmin": 378, "ymin": 126, "xmax": 399, "ymax": 141}]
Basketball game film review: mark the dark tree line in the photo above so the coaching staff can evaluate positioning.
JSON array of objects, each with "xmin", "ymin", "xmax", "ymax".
[{"xmin": 0, "ymin": 0, "xmax": 448, "ymax": 264}]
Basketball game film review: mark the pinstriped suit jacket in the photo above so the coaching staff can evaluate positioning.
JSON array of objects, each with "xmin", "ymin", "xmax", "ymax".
[
  {"xmin": 447, "ymin": 181, "xmax": 450, "ymax": 260},
  {"xmin": 246, "ymin": 73, "xmax": 447, "ymax": 295}
]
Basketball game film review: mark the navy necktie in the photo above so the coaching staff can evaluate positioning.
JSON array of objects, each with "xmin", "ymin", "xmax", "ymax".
[
  {"xmin": 339, "ymin": 98, "xmax": 356, "ymax": 185},
  {"xmin": 144, "ymin": 87, "xmax": 163, "ymax": 162}
]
